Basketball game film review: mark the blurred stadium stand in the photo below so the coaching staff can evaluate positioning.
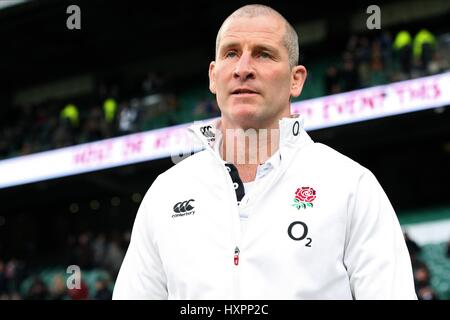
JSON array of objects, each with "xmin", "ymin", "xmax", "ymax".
[{"xmin": 0, "ymin": 0, "xmax": 449, "ymax": 299}]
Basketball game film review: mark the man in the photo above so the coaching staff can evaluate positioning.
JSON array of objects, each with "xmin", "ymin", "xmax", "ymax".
[{"xmin": 113, "ymin": 4, "xmax": 417, "ymax": 299}]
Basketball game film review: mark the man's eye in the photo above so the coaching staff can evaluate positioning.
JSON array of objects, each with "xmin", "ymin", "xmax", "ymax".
[
  {"xmin": 259, "ymin": 51, "xmax": 271, "ymax": 58},
  {"xmin": 225, "ymin": 51, "xmax": 237, "ymax": 58}
]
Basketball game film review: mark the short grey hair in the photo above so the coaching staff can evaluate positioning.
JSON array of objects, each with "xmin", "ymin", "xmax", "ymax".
[{"xmin": 215, "ymin": 4, "xmax": 299, "ymax": 68}]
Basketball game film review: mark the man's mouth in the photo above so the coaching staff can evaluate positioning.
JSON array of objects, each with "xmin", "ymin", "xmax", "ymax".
[{"xmin": 231, "ymin": 88, "xmax": 259, "ymax": 95}]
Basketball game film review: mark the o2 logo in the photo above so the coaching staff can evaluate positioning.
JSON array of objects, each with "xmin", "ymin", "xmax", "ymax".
[{"xmin": 287, "ymin": 221, "xmax": 312, "ymax": 247}]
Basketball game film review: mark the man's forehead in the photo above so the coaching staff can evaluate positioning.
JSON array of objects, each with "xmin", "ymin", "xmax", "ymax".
[
  {"xmin": 219, "ymin": 15, "xmax": 285, "ymax": 46},
  {"xmin": 222, "ymin": 15, "xmax": 284, "ymax": 34}
]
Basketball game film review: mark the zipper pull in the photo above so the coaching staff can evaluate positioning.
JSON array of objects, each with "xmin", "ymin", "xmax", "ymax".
[{"xmin": 234, "ymin": 246, "xmax": 240, "ymax": 266}]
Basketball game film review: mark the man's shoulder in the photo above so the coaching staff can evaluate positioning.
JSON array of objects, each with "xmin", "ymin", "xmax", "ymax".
[
  {"xmin": 138, "ymin": 151, "xmax": 212, "ymax": 210},
  {"xmin": 306, "ymin": 142, "xmax": 368, "ymax": 174},
  {"xmin": 158, "ymin": 149, "xmax": 212, "ymax": 181}
]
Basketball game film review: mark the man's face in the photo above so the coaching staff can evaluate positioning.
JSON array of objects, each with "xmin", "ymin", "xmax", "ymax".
[{"xmin": 209, "ymin": 15, "xmax": 306, "ymax": 130}]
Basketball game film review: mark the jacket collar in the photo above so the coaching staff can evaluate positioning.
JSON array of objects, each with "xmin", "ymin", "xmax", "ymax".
[{"xmin": 188, "ymin": 114, "xmax": 313, "ymax": 162}]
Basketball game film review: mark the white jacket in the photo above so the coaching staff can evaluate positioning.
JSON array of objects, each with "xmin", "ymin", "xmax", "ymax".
[{"xmin": 113, "ymin": 116, "xmax": 417, "ymax": 300}]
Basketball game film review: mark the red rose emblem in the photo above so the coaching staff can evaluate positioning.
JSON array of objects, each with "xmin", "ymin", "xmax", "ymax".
[{"xmin": 295, "ymin": 187, "xmax": 316, "ymax": 203}]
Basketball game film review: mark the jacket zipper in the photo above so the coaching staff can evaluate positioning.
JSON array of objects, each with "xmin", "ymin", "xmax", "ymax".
[
  {"xmin": 228, "ymin": 170, "xmax": 241, "ymax": 299},
  {"xmin": 234, "ymin": 246, "xmax": 240, "ymax": 265},
  {"xmin": 218, "ymin": 145, "xmax": 242, "ymax": 299}
]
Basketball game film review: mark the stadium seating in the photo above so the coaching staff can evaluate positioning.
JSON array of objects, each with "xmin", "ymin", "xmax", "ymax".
[
  {"xmin": 20, "ymin": 268, "xmax": 112, "ymax": 300},
  {"xmin": 421, "ymin": 242, "xmax": 450, "ymax": 299}
]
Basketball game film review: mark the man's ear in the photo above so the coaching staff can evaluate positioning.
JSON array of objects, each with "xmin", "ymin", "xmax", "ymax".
[
  {"xmin": 209, "ymin": 61, "xmax": 216, "ymax": 94},
  {"xmin": 290, "ymin": 65, "xmax": 307, "ymax": 98}
]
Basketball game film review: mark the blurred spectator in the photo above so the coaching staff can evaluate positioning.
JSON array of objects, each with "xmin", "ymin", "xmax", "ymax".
[
  {"xmin": 379, "ymin": 31, "xmax": 393, "ymax": 70},
  {"xmin": 355, "ymin": 36, "xmax": 371, "ymax": 66},
  {"xmin": 49, "ymin": 274, "xmax": 68, "ymax": 300},
  {"xmin": 9, "ymin": 292, "xmax": 22, "ymax": 300},
  {"xmin": 141, "ymin": 71, "xmax": 164, "ymax": 96},
  {"xmin": 0, "ymin": 260, "xmax": 7, "ymax": 298},
  {"xmin": 73, "ymin": 232, "xmax": 94, "ymax": 270},
  {"xmin": 413, "ymin": 28, "xmax": 436, "ymax": 72},
  {"xmin": 93, "ymin": 277, "xmax": 112, "ymax": 300},
  {"xmin": 123, "ymin": 231, "xmax": 131, "ymax": 250},
  {"xmin": 103, "ymin": 233, "xmax": 125, "ymax": 278},
  {"xmin": 52, "ymin": 120, "xmax": 72, "ymax": 148},
  {"xmin": 193, "ymin": 98, "xmax": 219, "ymax": 120},
  {"xmin": 404, "ymin": 232, "xmax": 421, "ymax": 259},
  {"xmin": 80, "ymin": 107, "xmax": 108, "ymax": 143},
  {"xmin": 368, "ymin": 40, "xmax": 388, "ymax": 86},
  {"xmin": 92, "ymin": 233, "xmax": 107, "ymax": 267},
  {"xmin": 60, "ymin": 103, "xmax": 80, "ymax": 128},
  {"xmin": 413, "ymin": 264, "xmax": 431, "ymax": 290},
  {"xmin": 345, "ymin": 35, "xmax": 358, "ymax": 57},
  {"xmin": 4, "ymin": 258, "xmax": 25, "ymax": 295},
  {"xmin": 411, "ymin": 254, "xmax": 428, "ymax": 270},
  {"xmin": 165, "ymin": 93, "xmax": 181, "ymax": 126},
  {"xmin": 118, "ymin": 102, "xmax": 139, "ymax": 134},
  {"xmin": 417, "ymin": 286, "xmax": 439, "ymax": 300},
  {"xmin": 67, "ymin": 280, "xmax": 89, "ymax": 300},
  {"xmin": 340, "ymin": 51, "xmax": 359, "ymax": 91},
  {"xmin": 27, "ymin": 276, "xmax": 49, "ymax": 300},
  {"xmin": 324, "ymin": 66, "xmax": 341, "ymax": 94},
  {"xmin": 393, "ymin": 30, "xmax": 413, "ymax": 76},
  {"xmin": 103, "ymin": 97, "xmax": 118, "ymax": 130},
  {"xmin": 428, "ymin": 51, "xmax": 449, "ymax": 74}
]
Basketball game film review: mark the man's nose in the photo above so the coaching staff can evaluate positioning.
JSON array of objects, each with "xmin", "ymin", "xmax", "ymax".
[{"xmin": 233, "ymin": 53, "xmax": 255, "ymax": 80}]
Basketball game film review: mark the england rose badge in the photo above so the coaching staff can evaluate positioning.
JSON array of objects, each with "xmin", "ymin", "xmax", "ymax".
[{"xmin": 292, "ymin": 187, "xmax": 316, "ymax": 209}]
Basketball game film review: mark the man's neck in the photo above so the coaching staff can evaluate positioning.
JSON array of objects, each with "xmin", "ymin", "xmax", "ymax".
[
  {"xmin": 219, "ymin": 125, "xmax": 280, "ymax": 183},
  {"xmin": 235, "ymin": 164, "xmax": 259, "ymax": 183}
]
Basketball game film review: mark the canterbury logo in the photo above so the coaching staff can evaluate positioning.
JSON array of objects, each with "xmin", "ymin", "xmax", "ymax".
[
  {"xmin": 173, "ymin": 199, "xmax": 195, "ymax": 213},
  {"xmin": 200, "ymin": 125, "xmax": 214, "ymax": 138}
]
